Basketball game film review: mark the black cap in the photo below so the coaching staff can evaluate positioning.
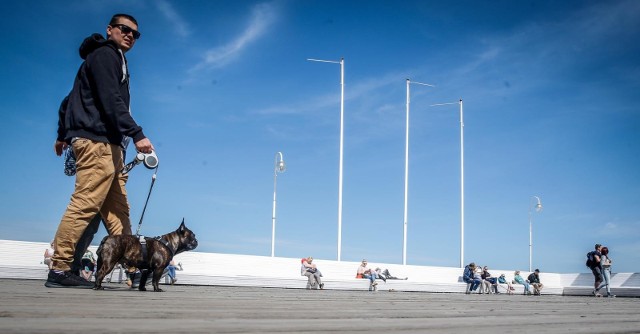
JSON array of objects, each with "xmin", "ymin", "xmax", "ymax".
[
  {"xmin": 534, "ymin": 269, "xmax": 540, "ymax": 272},
  {"xmin": 595, "ymin": 243, "xmax": 602, "ymax": 249}
]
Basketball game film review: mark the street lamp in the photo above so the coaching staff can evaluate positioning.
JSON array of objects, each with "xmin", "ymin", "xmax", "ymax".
[
  {"xmin": 430, "ymin": 99, "xmax": 465, "ymax": 268},
  {"xmin": 403, "ymin": 78, "xmax": 435, "ymax": 265},
  {"xmin": 529, "ymin": 195, "xmax": 543, "ymax": 272},
  {"xmin": 307, "ymin": 57, "xmax": 345, "ymax": 261},
  {"xmin": 271, "ymin": 152, "xmax": 286, "ymax": 257}
]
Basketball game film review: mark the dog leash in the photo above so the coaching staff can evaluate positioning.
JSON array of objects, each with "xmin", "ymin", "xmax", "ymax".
[{"xmin": 135, "ymin": 165, "xmax": 158, "ymax": 237}]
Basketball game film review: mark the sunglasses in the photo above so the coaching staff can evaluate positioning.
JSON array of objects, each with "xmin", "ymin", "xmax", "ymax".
[{"xmin": 112, "ymin": 24, "xmax": 141, "ymax": 40}]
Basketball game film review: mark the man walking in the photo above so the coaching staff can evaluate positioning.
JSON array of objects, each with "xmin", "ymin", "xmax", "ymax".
[
  {"xmin": 48, "ymin": 13, "xmax": 153, "ymax": 288},
  {"xmin": 588, "ymin": 243, "xmax": 604, "ymax": 297}
]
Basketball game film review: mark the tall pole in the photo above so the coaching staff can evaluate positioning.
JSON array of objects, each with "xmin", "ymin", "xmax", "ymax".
[
  {"xmin": 338, "ymin": 57, "xmax": 344, "ymax": 262},
  {"xmin": 459, "ymin": 99, "xmax": 464, "ymax": 268},
  {"xmin": 529, "ymin": 204, "xmax": 533, "ymax": 272},
  {"xmin": 430, "ymin": 99, "xmax": 464, "ymax": 267},
  {"xmin": 308, "ymin": 57, "xmax": 345, "ymax": 261},
  {"xmin": 403, "ymin": 79, "xmax": 410, "ymax": 266},
  {"xmin": 403, "ymin": 79, "xmax": 434, "ymax": 265},
  {"xmin": 529, "ymin": 195, "xmax": 542, "ymax": 272},
  {"xmin": 271, "ymin": 152, "xmax": 285, "ymax": 257}
]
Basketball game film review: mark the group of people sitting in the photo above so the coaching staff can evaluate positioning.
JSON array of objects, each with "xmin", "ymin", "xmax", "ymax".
[
  {"xmin": 463, "ymin": 262, "xmax": 543, "ymax": 295},
  {"xmin": 300, "ymin": 257, "xmax": 407, "ymax": 291}
]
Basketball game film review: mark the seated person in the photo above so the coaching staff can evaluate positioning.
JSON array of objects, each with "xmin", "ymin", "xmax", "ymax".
[
  {"xmin": 462, "ymin": 262, "xmax": 481, "ymax": 293},
  {"xmin": 356, "ymin": 259, "xmax": 379, "ymax": 291},
  {"xmin": 43, "ymin": 241, "xmax": 54, "ymax": 270},
  {"xmin": 301, "ymin": 257, "xmax": 323, "ymax": 290},
  {"xmin": 80, "ymin": 249, "xmax": 96, "ymax": 281},
  {"xmin": 373, "ymin": 268, "xmax": 387, "ymax": 282},
  {"xmin": 527, "ymin": 269, "xmax": 544, "ymax": 295},
  {"xmin": 476, "ymin": 266, "xmax": 491, "ymax": 294},
  {"xmin": 481, "ymin": 266, "xmax": 499, "ymax": 294},
  {"xmin": 497, "ymin": 273, "xmax": 515, "ymax": 294},
  {"xmin": 378, "ymin": 268, "xmax": 407, "ymax": 280},
  {"xmin": 513, "ymin": 270, "xmax": 531, "ymax": 295}
]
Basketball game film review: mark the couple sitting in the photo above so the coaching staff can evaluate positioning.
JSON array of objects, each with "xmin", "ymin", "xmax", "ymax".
[
  {"xmin": 463, "ymin": 263, "xmax": 492, "ymax": 293},
  {"xmin": 514, "ymin": 269, "xmax": 544, "ymax": 295},
  {"xmin": 356, "ymin": 259, "xmax": 408, "ymax": 291},
  {"xmin": 301, "ymin": 257, "xmax": 324, "ymax": 290}
]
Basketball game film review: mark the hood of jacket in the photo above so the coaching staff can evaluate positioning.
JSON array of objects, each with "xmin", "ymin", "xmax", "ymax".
[{"xmin": 79, "ymin": 33, "xmax": 118, "ymax": 60}]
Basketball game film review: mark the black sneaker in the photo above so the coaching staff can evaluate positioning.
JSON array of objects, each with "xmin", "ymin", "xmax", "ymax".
[{"xmin": 44, "ymin": 270, "xmax": 93, "ymax": 288}]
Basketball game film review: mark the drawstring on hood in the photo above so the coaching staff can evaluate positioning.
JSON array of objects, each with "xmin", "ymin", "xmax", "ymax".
[{"xmin": 118, "ymin": 49, "xmax": 127, "ymax": 83}]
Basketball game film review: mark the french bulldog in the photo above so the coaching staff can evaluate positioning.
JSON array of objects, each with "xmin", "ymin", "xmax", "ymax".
[{"xmin": 94, "ymin": 219, "xmax": 198, "ymax": 292}]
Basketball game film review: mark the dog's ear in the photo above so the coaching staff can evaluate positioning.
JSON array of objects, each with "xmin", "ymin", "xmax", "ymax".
[{"xmin": 178, "ymin": 218, "xmax": 186, "ymax": 234}]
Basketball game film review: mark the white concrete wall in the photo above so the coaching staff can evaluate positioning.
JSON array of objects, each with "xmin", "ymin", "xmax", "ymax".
[{"xmin": 2, "ymin": 239, "xmax": 638, "ymax": 296}]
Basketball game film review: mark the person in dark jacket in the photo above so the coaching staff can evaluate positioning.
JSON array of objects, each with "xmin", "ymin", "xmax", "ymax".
[
  {"xmin": 47, "ymin": 13, "xmax": 154, "ymax": 288},
  {"xmin": 462, "ymin": 262, "xmax": 481, "ymax": 293},
  {"xmin": 481, "ymin": 266, "xmax": 499, "ymax": 294},
  {"xmin": 588, "ymin": 243, "xmax": 604, "ymax": 296},
  {"xmin": 527, "ymin": 269, "xmax": 544, "ymax": 295}
]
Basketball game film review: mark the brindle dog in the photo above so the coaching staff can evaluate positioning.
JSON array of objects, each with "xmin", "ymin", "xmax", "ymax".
[{"xmin": 94, "ymin": 220, "xmax": 198, "ymax": 292}]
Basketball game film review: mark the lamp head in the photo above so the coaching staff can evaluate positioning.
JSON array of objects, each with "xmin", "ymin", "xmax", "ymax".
[
  {"xmin": 277, "ymin": 160, "xmax": 286, "ymax": 173},
  {"xmin": 534, "ymin": 196, "xmax": 543, "ymax": 212}
]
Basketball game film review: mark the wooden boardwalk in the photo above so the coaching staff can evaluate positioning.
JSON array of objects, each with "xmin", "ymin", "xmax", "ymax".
[{"xmin": 1, "ymin": 278, "xmax": 638, "ymax": 334}]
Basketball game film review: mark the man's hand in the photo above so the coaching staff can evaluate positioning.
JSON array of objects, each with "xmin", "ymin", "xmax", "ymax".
[
  {"xmin": 134, "ymin": 138, "xmax": 154, "ymax": 154},
  {"xmin": 54, "ymin": 140, "xmax": 67, "ymax": 156}
]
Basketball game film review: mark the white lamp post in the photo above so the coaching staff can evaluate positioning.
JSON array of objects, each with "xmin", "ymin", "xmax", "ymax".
[
  {"xmin": 430, "ymin": 99, "xmax": 465, "ymax": 268},
  {"xmin": 403, "ymin": 78, "xmax": 435, "ymax": 265},
  {"xmin": 271, "ymin": 152, "xmax": 286, "ymax": 257},
  {"xmin": 529, "ymin": 195, "xmax": 543, "ymax": 272},
  {"xmin": 307, "ymin": 57, "xmax": 345, "ymax": 261}
]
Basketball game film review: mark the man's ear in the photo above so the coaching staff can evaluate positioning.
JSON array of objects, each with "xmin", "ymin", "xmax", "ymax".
[{"xmin": 106, "ymin": 25, "xmax": 113, "ymax": 38}]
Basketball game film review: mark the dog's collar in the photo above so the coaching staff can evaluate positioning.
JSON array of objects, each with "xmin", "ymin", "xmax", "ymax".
[{"xmin": 154, "ymin": 236, "xmax": 175, "ymax": 256}]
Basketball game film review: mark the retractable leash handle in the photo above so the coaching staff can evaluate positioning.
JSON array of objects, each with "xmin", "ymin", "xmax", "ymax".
[
  {"xmin": 122, "ymin": 151, "xmax": 159, "ymax": 174},
  {"xmin": 122, "ymin": 150, "xmax": 159, "ymax": 237}
]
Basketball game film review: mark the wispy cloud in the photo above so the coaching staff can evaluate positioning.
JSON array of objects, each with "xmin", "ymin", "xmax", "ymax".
[
  {"xmin": 376, "ymin": 0, "xmax": 640, "ymax": 126},
  {"xmin": 254, "ymin": 69, "xmax": 407, "ymax": 116},
  {"xmin": 461, "ymin": 0, "xmax": 639, "ymax": 81},
  {"xmin": 189, "ymin": 2, "xmax": 277, "ymax": 74},
  {"xmin": 156, "ymin": 0, "xmax": 190, "ymax": 38},
  {"xmin": 601, "ymin": 218, "xmax": 640, "ymax": 237},
  {"xmin": 252, "ymin": 68, "xmax": 414, "ymax": 147}
]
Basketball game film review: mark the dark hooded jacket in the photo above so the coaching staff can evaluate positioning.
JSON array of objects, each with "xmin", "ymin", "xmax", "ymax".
[{"xmin": 57, "ymin": 33, "xmax": 145, "ymax": 146}]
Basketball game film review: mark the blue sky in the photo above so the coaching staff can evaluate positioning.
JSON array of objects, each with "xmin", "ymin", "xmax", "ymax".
[{"xmin": 0, "ymin": 0, "xmax": 638, "ymax": 274}]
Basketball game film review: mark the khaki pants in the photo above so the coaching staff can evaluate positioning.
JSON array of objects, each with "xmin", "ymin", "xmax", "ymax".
[{"xmin": 52, "ymin": 139, "xmax": 131, "ymax": 271}]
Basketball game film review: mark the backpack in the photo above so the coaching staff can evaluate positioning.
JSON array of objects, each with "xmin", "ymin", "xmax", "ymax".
[{"xmin": 585, "ymin": 251, "xmax": 594, "ymax": 268}]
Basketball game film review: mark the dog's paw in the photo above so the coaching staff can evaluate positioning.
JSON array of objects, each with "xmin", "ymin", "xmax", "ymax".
[
  {"xmin": 138, "ymin": 286, "xmax": 147, "ymax": 291},
  {"xmin": 154, "ymin": 288, "xmax": 164, "ymax": 292}
]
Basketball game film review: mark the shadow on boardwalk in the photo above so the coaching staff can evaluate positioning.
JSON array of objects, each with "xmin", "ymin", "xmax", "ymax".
[{"xmin": 0, "ymin": 279, "xmax": 638, "ymax": 334}]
